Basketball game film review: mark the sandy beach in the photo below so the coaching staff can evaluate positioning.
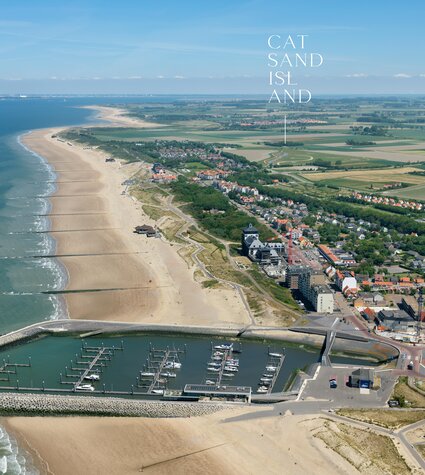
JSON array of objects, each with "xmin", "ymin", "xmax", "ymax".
[
  {"xmin": 22, "ymin": 120, "xmax": 249, "ymax": 326},
  {"xmin": 3, "ymin": 410, "xmax": 357, "ymax": 475},
  {"xmin": 82, "ymin": 105, "xmax": 166, "ymax": 128}
]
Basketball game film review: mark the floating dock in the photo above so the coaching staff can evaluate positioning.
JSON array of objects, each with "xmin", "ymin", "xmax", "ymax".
[{"xmin": 138, "ymin": 344, "xmax": 185, "ymax": 394}]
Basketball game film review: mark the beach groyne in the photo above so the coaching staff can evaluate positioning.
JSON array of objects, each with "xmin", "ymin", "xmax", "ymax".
[{"xmin": 0, "ymin": 392, "xmax": 230, "ymax": 418}]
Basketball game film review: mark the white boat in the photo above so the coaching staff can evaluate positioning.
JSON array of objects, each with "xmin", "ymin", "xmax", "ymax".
[
  {"xmin": 152, "ymin": 389, "xmax": 164, "ymax": 395},
  {"xmin": 257, "ymin": 386, "xmax": 268, "ymax": 393},
  {"xmin": 206, "ymin": 380, "xmax": 216, "ymax": 385},
  {"xmin": 263, "ymin": 373, "xmax": 274, "ymax": 378},
  {"xmin": 224, "ymin": 366, "xmax": 238, "ymax": 372},
  {"xmin": 213, "ymin": 351, "xmax": 224, "ymax": 356},
  {"xmin": 207, "ymin": 367, "xmax": 220, "ymax": 372},
  {"xmin": 226, "ymin": 359, "xmax": 239, "ymax": 365},
  {"xmin": 214, "ymin": 344, "xmax": 233, "ymax": 350},
  {"xmin": 75, "ymin": 384, "xmax": 94, "ymax": 392},
  {"xmin": 84, "ymin": 374, "xmax": 100, "ymax": 381},
  {"xmin": 212, "ymin": 356, "xmax": 222, "ymax": 361},
  {"xmin": 164, "ymin": 362, "xmax": 181, "ymax": 369},
  {"xmin": 160, "ymin": 372, "xmax": 177, "ymax": 378},
  {"xmin": 266, "ymin": 366, "xmax": 277, "ymax": 372},
  {"xmin": 269, "ymin": 352, "xmax": 283, "ymax": 358},
  {"xmin": 260, "ymin": 378, "xmax": 272, "ymax": 382},
  {"xmin": 208, "ymin": 362, "xmax": 221, "ymax": 367},
  {"xmin": 222, "ymin": 372, "xmax": 235, "ymax": 377},
  {"xmin": 140, "ymin": 372, "xmax": 155, "ymax": 377},
  {"xmin": 165, "ymin": 361, "xmax": 182, "ymax": 368}
]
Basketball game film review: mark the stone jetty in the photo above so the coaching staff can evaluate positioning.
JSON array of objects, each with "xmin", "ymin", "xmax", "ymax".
[{"xmin": 0, "ymin": 392, "xmax": 231, "ymax": 417}]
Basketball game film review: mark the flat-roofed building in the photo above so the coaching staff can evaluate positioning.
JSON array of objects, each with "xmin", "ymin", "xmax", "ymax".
[
  {"xmin": 350, "ymin": 368, "xmax": 374, "ymax": 389},
  {"xmin": 183, "ymin": 384, "xmax": 252, "ymax": 403},
  {"xmin": 310, "ymin": 285, "xmax": 334, "ymax": 313}
]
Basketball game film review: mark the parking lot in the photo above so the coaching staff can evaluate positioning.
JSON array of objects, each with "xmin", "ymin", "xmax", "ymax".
[{"xmin": 301, "ymin": 365, "xmax": 396, "ymax": 408}]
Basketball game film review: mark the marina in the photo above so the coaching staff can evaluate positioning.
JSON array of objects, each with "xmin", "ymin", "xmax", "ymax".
[{"xmin": 0, "ymin": 332, "xmax": 380, "ymax": 401}]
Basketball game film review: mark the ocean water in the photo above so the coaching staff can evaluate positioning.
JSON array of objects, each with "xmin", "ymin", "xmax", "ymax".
[
  {"xmin": 0, "ymin": 426, "xmax": 39, "ymax": 475},
  {"xmin": 0, "ymin": 98, "xmax": 94, "ymax": 334}
]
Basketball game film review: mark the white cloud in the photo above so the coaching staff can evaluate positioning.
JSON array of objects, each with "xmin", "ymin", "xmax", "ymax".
[{"xmin": 394, "ymin": 73, "xmax": 411, "ymax": 78}]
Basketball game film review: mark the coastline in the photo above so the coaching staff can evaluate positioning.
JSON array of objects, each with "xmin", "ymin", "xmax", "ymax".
[
  {"xmin": 20, "ymin": 109, "xmax": 250, "ymax": 326},
  {"xmin": 17, "ymin": 132, "xmax": 70, "ymax": 322},
  {"xmin": 80, "ymin": 105, "xmax": 166, "ymax": 128}
]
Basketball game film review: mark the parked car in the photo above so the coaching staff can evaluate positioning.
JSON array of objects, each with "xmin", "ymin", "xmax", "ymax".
[{"xmin": 388, "ymin": 399, "xmax": 400, "ymax": 408}]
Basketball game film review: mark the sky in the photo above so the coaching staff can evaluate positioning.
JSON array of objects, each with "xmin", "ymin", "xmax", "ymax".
[{"xmin": 0, "ymin": 0, "xmax": 424, "ymax": 95}]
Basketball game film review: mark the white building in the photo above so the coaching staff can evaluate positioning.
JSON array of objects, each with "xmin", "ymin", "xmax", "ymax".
[{"xmin": 311, "ymin": 285, "xmax": 334, "ymax": 313}]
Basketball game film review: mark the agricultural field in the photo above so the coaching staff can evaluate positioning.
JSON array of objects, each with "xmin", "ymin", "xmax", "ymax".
[
  {"xmin": 301, "ymin": 166, "xmax": 425, "ymax": 193},
  {"xmin": 78, "ymin": 97, "xmax": 425, "ymax": 171},
  {"xmin": 390, "ymin": 183, "xmax": 425, "ymax": 200}
]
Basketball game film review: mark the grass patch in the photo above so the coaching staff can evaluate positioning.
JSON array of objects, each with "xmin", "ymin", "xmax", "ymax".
[
  {"xmin": 249, "ymin": 268, "xmax": 298, "ymax": 310},
  {"xmin": 160, "ymin": 217, "xmax": 186, "ymax": 244},
  {"xmin": 132, "ymin": 187, "xmax": 167, "ymax": 206},
  {"xmin": 246, "ymin": 292, "xmax": 263, "ymax": 317},
  {"xmin": 315, "ymin": 420, "xmax": 411, "ymax": 475},
  {"xmin": 201, "ymin": 279, "xmax": 220, "ymax": 289},
  {"xmin": 393, "ymin": 377, "xmax": 425, "ymax": 408},
  {"xmin": 337, "ymin": 408, "xmax": 425, "ymax": 429},
  {"xmin": 141, "ymin": 205, "xmax": 167, "ymax": 221}
]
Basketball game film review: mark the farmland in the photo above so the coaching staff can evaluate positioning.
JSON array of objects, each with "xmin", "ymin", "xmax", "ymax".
[{"xmin": 301, "ymin": 166, "xmax": 425, "ymax": 193}]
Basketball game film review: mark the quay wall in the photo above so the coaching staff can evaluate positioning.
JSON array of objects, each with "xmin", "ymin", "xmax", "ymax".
[{"xmin": 0, "ymin": 319, "xmax": 398, "ymax": 361}]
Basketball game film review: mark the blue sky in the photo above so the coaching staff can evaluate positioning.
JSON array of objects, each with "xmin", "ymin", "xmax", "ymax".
[{"xmin": 0, "ymin": 0, "xmax": 424, "ymax": 94}]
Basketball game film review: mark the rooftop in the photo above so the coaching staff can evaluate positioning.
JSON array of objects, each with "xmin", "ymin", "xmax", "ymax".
[{"xmin": 183, "ymin": 384, "xmax": 251, "ymax": 396}]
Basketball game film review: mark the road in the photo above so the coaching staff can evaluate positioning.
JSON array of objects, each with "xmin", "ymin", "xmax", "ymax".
[{"xmin": 333, "ymin": 290, "xmax": 425, "ymax": 377}]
